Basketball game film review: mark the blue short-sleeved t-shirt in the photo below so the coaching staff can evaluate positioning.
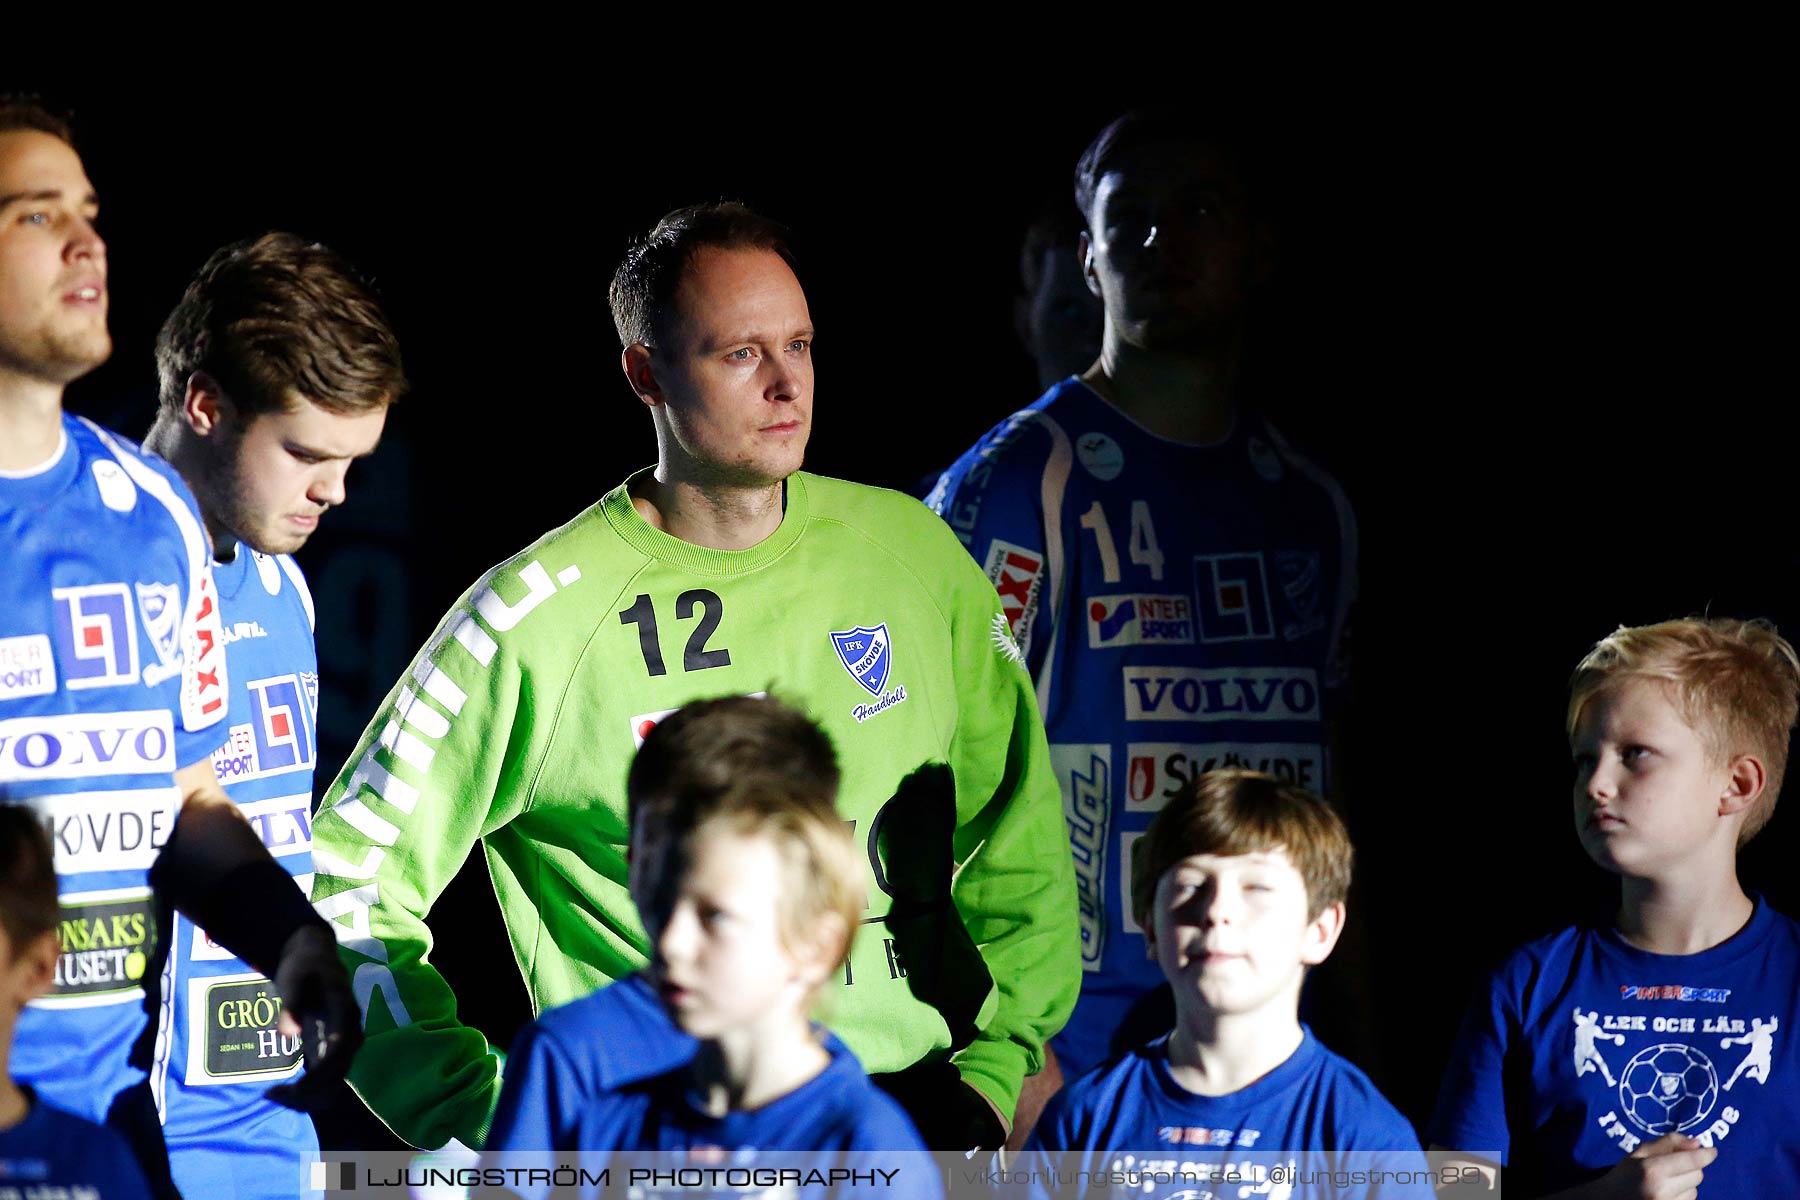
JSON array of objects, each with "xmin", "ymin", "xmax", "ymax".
[
  {"xmin": 486, "ymin": 973, "xmax": 699, "ymax": 1153},
  {"xmin": 1029, "ymin": 1030, "xmax": 1430, "ymax": 1199},
  {"xmin": 572, "ymin": 1031, "xmax": 925, "ymax": 1153},
  {"xmin": 0, "ymin": 1087, "xmax": 155, "ymax": 1199},
  {"xmin": 487, "ymin": 1022, "xmax": 936, "ymax": 1200},
  {"xmin": 1429, "ymin": 897, "xmax": 1800, "ymax": 1196}
]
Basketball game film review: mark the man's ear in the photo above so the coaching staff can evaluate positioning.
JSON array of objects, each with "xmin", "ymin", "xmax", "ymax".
[
  {"xmin": 1720, "ymin": 754, "xmax": 1767, "ymax": 818},
  {"xmin": 622, "ymin": 344, "xmax": 664, "ymax": 408},
  {"xmin": 18, "ymin": 929, "xmax": 59, "ymax": 1005},
  {"xmin": 1078, "ymin": 230, "xmax": 1102, "ymax": 300},
  {"xmin": 1301, "ymin": 901, "xmax": 1346, "ymax": 967},
  {"xmin": 182, "ymin": 371, "xmax": 230, "ymax": 437}
]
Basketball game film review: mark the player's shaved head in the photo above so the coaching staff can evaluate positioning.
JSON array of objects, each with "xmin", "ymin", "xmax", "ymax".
[{"xmin": 609, "ymin": 202, "xmax": 798, "ymax": 352}]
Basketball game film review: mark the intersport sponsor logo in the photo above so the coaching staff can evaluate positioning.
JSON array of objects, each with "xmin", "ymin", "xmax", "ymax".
[
  {"xmin": 1122, "ymin": 667, "xmax": 1319, "ymax": 723},
  {"xmin": 0, "ymin": 710, "xmax": 176, "ymax": 782},
  {"xmin": 1086, "ymin": 593, "xmax": 1195, "ymax": 648}
]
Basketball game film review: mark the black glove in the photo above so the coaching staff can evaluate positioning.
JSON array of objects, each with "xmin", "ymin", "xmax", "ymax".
[
  {"xmin": 150, "ymin": 806, "xmax": 365, "ymax": 1112},
  {"xmin": 874, "ymin": 1061, "xmax": 1008, "ymax": 1151},
  {"xmin": 263, "ymin": 924, "xmax": 363, "ymax": 1112}
]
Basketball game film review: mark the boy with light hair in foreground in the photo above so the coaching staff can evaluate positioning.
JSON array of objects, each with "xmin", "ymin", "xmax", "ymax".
[
  {"xmin": 490, "ymin": 695, "xmax": 934, "ymax": 1180},
  {"xmin": 1431, "ymin": 617, "xmax": 1800, "ymax": 1196}
]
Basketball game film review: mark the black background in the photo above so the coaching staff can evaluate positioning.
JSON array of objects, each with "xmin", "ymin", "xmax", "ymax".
[{"xmin": 25, "ymin": 51, "xmax": 1795, "ymax": 1136}]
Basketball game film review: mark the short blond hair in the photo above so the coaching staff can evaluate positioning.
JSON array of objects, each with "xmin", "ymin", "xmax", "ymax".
[
  {"xmin": 628, "ymin": 695, "xmax": 861, "ymax": 970},
  {"xmin": 1568, "ymin": 618, "xmax": 1800, "ymax": 844}
]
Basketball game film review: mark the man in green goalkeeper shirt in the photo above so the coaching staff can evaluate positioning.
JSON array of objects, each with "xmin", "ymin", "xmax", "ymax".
[{"xmin": 310, "ymin": 203, "xmax": 1079, "ymax": 1152}]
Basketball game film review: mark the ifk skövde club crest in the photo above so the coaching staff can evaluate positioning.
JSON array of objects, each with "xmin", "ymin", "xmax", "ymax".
[{"xmin": 830, "ymin": 624, "xmax": 892, "ymax": 697}]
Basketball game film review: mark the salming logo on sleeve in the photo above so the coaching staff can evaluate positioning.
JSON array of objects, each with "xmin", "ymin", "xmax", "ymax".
[{"xmin": 317, "ymin": 557, "xmax": 581, "ymax": 1029}]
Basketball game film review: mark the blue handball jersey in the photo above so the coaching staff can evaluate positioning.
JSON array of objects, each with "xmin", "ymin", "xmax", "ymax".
[
  {"xmin": 928, "ymin": 380, "xmax": 1356, "ymax": 1078},
  {"xmin": 160, "ymin": 545, "xmax": 318, "ymax": 1200},
  {"xmin": 0, "ymin": 415, "xmax": 229, "ymax": 1123},
  {"xmin": 1029, "ymin": 1031, "xmax": 1430, "ymax": 1200},
  {"xmin": 1428, "ymin": 897, "xmax": 1800, "ymax": 1197},
  {"xmin": 0, "ymin": 1090, "xmax": 154, "ymax": 1200}
]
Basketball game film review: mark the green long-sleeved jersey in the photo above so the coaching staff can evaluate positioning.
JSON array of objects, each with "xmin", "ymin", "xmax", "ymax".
[{"xmin": 310, "ymin": 471, "xmax": 1080, "ymax": 1149}]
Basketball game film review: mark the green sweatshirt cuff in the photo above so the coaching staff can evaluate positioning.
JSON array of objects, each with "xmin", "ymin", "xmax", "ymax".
[{"xmin": 953, "ymin": 1037, "xmax": 1031, "ymax": 1124}]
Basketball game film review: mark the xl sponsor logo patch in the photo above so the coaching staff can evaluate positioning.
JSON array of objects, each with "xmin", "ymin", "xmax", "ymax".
[
  {"xmin": 0, "ymin": 710, "xmax": 176, "ymax": 783},
  {"xmin": 1123, "ymin": 667, "xmax": 1320, "ymax": 724},
  {"xmin": 181, "ymin": 570, "xmax": 228, "ymax": 731},
  {"xmin": 984, "ymin": 540, "xmax": 1044, "ymax": 647},
  {"xmin": 186, "ymin": 973, "xmax": 303, "ymax": 1084},
  {"xmin": 1087, "ymin": 593, "xmax": 1195, "ymax": 649},
  {"xmin": 0, "ymin": 633, "xmax": 55, "ymax": 700},
  {"xmin": 1050, "ymin": 744, "xmax": 1110, "ymax": 972},
  {"xmin": 1125, "ymin": 742, "xmax": 1326, "ymax": 812},
  {"xmin": 1193, "ymin": 553, "xmax": 1275, "ymax": 643},
  {"xmin": 52, "ymin": 583, "xmax": 140, "ymax": 689},
  {"xmin": 38, "ymin": 889, "xmax": 156, "ymax": 1006},
  {"xmin": 25, "ymin": 787, "xmax": 177, "ymax": 874}
]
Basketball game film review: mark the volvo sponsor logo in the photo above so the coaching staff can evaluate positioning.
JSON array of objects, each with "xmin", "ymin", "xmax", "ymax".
[
  {"xmin": 0, "ymin": 634, "xmax": 55, "ymax": 700},
  {"xmin": 1125, "ymin": 742, "xmax": 1326, "ymax": 811},
  {"xmin": 240, "ymin": 794, "xmax": 313, "ymax": 856},
  {"xmin": 0, "ymin": 710, "xmax": 176, "ymax": 782},
  {"xmin": 1087, "ymin": 593, "xmax": 1195, "ymax": 649},
  {"xmin": 1122, "ymin": 667, "xmax": 1320, "ymax": 723}
]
